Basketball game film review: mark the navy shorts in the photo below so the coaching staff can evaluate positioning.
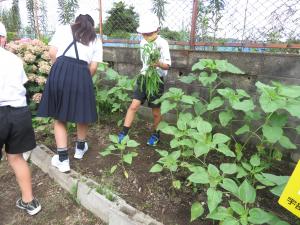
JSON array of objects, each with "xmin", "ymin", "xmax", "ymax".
[
  {"xmin": 0, "ymin": 106, "xmax": 36, "ymax": 160},
  {"xmin": 133, "ymin": 76, "xmax": 165, "ymax": 108}
]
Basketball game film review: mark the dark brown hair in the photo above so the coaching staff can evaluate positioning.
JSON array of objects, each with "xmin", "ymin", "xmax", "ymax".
[{"xmin": 71, "ymin": 14, "xmax": 96, "ymax": 46}]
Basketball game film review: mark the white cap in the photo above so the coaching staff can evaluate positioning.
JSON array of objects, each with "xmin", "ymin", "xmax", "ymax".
[
  {"xmin": 0, "ymin": 22, "xmax": 7, "ymax": 37},
  {"xmin": 137, "ymin": 13, "xmax": 160, "ymax": 34}
]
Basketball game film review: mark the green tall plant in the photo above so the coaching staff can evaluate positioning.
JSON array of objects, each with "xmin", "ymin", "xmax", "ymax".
[
  {"xmin": 11, "ymin": 0, "xmax": 21, "ymax": 32},
  {"xmin": 57, "ymin": 0, "xmax": 79, "ymax": 25},
  {"xmin": 151, "ymin": 0, "xmax": 168, "ymax": 26},
  {"xmin": 103, "ymin": 1, "xmax": 138, "ymax": 36}
]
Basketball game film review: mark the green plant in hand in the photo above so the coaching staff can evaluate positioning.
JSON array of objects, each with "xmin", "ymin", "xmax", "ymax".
[
  {"xmin": 100, "ymin": 134, "xmax": 140, "ymax": 178},
  {"xmin": 138, "ymin": 42, "xmax": 163, "ymax": 99}
]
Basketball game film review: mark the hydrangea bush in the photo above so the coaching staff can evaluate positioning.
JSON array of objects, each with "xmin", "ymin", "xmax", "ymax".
[{"xmin": 6, "ymin": 39, "xmax": 51, "ymax": 113}]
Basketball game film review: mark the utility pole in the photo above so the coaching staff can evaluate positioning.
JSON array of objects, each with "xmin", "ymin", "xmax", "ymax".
[
  {"xmin": 190, "ymin": 0, "xmax": 199, "ymax": 49},
  {"xmin": 98, "ymin": 0, "xmax": 103, "ymax": 38},
  {"xmin": 33, "ymin": 0, "xmax": 40, "ymax": 38}
]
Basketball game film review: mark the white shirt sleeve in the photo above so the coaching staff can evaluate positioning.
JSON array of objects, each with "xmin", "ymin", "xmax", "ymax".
[
  {"xmin": 160, "ymin": 39, "xmax": 171, "ymax": 66},
  {"xmin": 91, "ymin": 38, "xmax": 103, "ymax": 62}
]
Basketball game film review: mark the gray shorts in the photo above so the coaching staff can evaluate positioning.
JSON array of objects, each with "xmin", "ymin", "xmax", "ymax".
[
  {"xmin": 133, "ymin": 77, "xmax": 164, "ymax": 108},
  {"xmin": 0, "ymin": 106, "xmax": 36, "ymax": 160}
]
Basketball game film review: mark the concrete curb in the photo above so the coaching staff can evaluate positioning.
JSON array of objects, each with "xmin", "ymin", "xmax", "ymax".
[{"xmin": 30, "ymin": 145, "xmax": 163, "ymax": 225}]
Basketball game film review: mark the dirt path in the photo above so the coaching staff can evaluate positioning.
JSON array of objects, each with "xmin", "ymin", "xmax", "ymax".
[{"xmin": 0, "ymin": 160, "xmax": 104, "ymax": 225}]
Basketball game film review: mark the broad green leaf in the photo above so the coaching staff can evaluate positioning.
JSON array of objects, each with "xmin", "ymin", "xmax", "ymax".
[
  {"xmin": 207, "ymin": 188, "xmax": 223, "ymax": 213},
  {"xmin": 179, "ymin": 139, "xmax": 194, "ymax": 148},
  {"xmin": 262, "ymin": 173, "xmax": 290, "ymax": 185},
  {"xmin": 259, "ymin": 93, "xmax": 286, "ymax": 113},
  {"xmin": 250, "ymin": 154, "xmax": 261, "ymax": 167},
  {"xmin": 100, "ymin": 150, "xmax": 112, "ymax": 157},
  {"xmin": 254, "ymin": 174, "xmax": 275, "ymax": 186},
  {"xmin": 199, "ymin": 72, "xmax": 218, "ymax": 86},
  {"xmin": 126, "ymin": 140, "xmax": 140, "ymax": 148},
  {"xmin": 123, "ymin": 154, "xmax": 133, "ymax": 165},
  {"xmin": 207, "ymin": 97, "xmax": 224, "ymax": 111},
  {"xmin": 196, "ymin": 119, "xmax": 212, "ymax": 134},
  {"xmin": 220, "ymin": 163, "xmax": 237, "ymax": 174},
  {"xmin": 179, "ymin": 74, "xmax": 196, "ymax": 84},
  {"xmin": 213, "ymin": 133, "xmax": 230, "ymax": 145},
  {"xmin": 149, "ymin": 164, "xmax": 163, "ymax": 173},
  {"xmin": 232, "ymin": 99, "xmax": 255, "ymax": 112},
  {"xmin": 181, "ymin": 95, "xmax": 198, "ymax": 105},
  {"xmin": 194, "ymin": 101, "xmax": 206, "ymax": 116},
  {"xmin": 109, "ymin": 135, "xmax": 119, "ymax": 144},
  {"xmin": 220, "ymin": 178, "xmax": 239, "ymax": 195},
  {"xmin": 221, "ymin": 218, "xmax": 240, "ymax": 225},
  {"xmin": 229, "ymin": 201, "xmax": 245, "ymax": 216},
  {"xmin": 194, "ymin": 142, "xmax": 210, "ymax": 157},
  {"xmin": 236, "ymin": 166, "xmax": 248, "ymax": 178},
  {"xmin": 191, "ymin": 202, "xmax": 204, "ymax": 222},
  {"xmin": 262, "ymin": 125, "xmax": 283, "ymax": 143},
  {"xmin": 110, "ymin": 165, "xmax": 117, "ymax": 174},
  {"xmin": 248, "ymin": 208, "xmax": 273, "ymax": 224},
  {"xmin": 192, "ymin": 60, "xmax": 207, "ymax": 71},
  {"xmin": 155, "ymin": 149, "xmax": 169, "ymax": 157},
  {"xmin": 278, "ymin": 85, "xmax": 300, "ymax": 98},
  {"xmin": 241, "ymin": 162, "xmax": 252, "ymax": 171},
  {"xmin": 207, "ymin": 206, "xmax": 233, "ymax": 221},
  {"xmin": 279, "ymin": 136, "xmax": 297, "ymax": 149},
  {"xmin": 219, "ymin": 111, "xmax": 234, "ymax": 127},
  {"xmin": 285, "ymin": 99, "xmax": 300, "ymax": 119},
  {"xmin": 215, "ymin": 60, "xmax": 245, "ymax": 74},
  {"xmin": 270, "ymin": 184, "xmax": 286, "ymax": 196},
  {"xmin": 188, "ymin": 170, "xmax": 209, "ymax": 184},
  {"xmin": 238, "ymin": 180, "xmax": 256, "ymax": 203},
  {"xmin": 269, "ymin": 113, "xmax": 288, "ymax": 127},
  {"xmin": 208, "ymin": 164, "xmax": 220, "ymax": 178},
  {"xmin": 235, "ymin": 125, "xmax": 250, "ymax": 135},
  {"xmin": 217, "ymin": 144, "xmax": 236, "ymax": 157},
  {"xmin": 170, "ymin": 139, "xmax": 180, "ymax": 148},
  {"xmin": 161, "ymin": 100, "xmax": 177, "ymax": 115},
  {"xmin": 237, "ymin": 89, "xmax": 250, "ymax": 98}
]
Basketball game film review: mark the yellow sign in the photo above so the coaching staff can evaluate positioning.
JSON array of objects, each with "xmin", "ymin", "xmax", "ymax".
[{"xmin": 278, "ymin": 160, "xmax": 300, "ymax": 218}]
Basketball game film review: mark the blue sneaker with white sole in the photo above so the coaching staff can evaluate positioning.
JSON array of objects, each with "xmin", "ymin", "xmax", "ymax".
[{"xmin": 147, "ymin": 133, "xmax": 160, "ymax": 146}]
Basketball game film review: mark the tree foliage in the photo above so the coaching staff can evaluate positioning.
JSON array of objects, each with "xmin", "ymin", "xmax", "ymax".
[
  {"xmin": 0, "ymin": 0, "xmax": 21, "ymax": 33},
  {"xmin": 103, "ymin": 1, "xmax": 138, "ymax": 36},
  {"xmin": 57, "ymin": 0, "xmax": 79, "ymax": 25},
  {"xmin": 151, "ymin": 0, "xmax": 168, "ymax": 26}
]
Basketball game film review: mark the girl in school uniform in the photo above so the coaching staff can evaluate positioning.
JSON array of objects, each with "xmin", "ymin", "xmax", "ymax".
[{"xmin": 38, "ymin": 14, "xmax": 103, "ymax": 173}]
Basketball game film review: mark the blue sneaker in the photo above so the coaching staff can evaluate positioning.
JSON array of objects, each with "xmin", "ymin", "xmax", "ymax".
[
  {"xmin": 118, "ymin": 131, "xmax": 127, "ymax": 144},
  {"xmin": 147, "ymin": 133, "xmax": 160, "ymax": 146}
]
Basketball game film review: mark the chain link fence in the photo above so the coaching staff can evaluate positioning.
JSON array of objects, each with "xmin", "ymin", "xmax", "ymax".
[{"xmin": 99, "ymin": 0, "xmax": 300, "ymax": 51}]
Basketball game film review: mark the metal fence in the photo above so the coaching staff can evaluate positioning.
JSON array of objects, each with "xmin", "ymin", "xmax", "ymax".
[{"xmin": 98, "ymin": 0, "xmax": 300, "ymax": 51}]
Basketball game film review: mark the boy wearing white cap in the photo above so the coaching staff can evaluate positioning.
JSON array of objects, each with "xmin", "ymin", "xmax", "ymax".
[
  {"xmin": 0, "ymin": 22, "xmax": 41, "ymax": 215},
  {"xmin": 118, "ymin": 13, "xmax": 171, "ymax": 146}
]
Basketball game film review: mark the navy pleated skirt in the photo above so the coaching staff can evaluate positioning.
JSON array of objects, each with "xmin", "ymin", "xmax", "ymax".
[{"xmin": 37, "ymin": 56, "xmax": 97, "ymax": 123}]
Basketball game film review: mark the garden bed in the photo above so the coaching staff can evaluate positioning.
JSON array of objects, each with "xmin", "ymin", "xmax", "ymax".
[{"xmin": 35, "ymin": 116, "xmax": 300, "ymax": 225}]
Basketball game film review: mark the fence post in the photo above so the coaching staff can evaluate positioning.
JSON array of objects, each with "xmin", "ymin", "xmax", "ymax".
[
  {"xmin": 190, "ymin": 0, "xmax": 199, "ymax": 50},
  {"xmin": 98, "ymin": 0, "xmax": 103, "ymax": 39}
]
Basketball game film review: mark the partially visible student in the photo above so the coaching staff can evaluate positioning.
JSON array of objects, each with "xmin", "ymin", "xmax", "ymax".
[
  {"xmin": 118, "ymin": 13, "xmax": 171, "ymax": 146},
  {"xmin": 37, "ymin": 14, "xmax": 103, "ymax": 172},
  {"xmin": 0, "ymin": 21, "xmax": 41, "ymax": 215}
]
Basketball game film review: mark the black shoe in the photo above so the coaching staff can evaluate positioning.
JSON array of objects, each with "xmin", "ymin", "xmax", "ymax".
[{"xmin": 16, "ymin": 198, "xmax": 41, "ymax": 215}]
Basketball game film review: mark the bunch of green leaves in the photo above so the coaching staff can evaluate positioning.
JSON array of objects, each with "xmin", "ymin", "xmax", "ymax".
[
  {"xmin": 100, "ymin": 134, "xmax": 140, "ymax": 179},
  {"xmin": 138, "ymin": 42, "xmax": 163, "ymax": 99},
  {"xmin": 94, "ymin": 64, "xmax": 134, "ymax": 120}
]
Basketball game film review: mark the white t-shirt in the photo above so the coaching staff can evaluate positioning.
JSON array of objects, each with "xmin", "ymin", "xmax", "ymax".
[
  {"xmin": 49, "ymin": 25, "xmax": 103, "ymax": 64},
  {"xmin": 140, "ymin": 35, "xmax": 171, "ymax": 77},
  {"xmin": 0, "ymin": 47, "xmax": 28, "ymax": 107}
]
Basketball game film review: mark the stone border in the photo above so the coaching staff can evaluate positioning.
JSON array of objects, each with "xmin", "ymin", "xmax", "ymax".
[{"xmin": 30, "ymin": 145, "xmax": 163, "ymax": 225}]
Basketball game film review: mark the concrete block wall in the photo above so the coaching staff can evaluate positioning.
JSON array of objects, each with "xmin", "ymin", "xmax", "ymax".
[{"xmin": 103, "ymin": 47, "xmax": 300, "ymax": 163}]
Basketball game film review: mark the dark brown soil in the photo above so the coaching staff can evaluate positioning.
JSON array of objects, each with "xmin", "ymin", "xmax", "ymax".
[
  {"xmin": 36, "ymin": 116, "xmax": 300, "ymax": 225},
  {"xmin": 0, "ymin": 161, "xmax": 104, "ymax": 225}
]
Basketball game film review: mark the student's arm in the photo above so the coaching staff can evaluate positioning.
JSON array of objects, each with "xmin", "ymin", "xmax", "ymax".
[
  {"xmin": 49, "ymin": 46, "xmax": 58, "ymax": 63},
  {"xmin": 89, "ymin": 61, "xmax": 98, "ymax": 76}
]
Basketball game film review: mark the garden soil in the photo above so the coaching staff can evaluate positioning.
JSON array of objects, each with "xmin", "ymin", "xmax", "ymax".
[
  {"xmin": 0, "ymin": 161, "xmax": 104, "ymax": 225},
  {"xmin": 36, "ymin": 117, "xmax": 300, "ymax": 225}
]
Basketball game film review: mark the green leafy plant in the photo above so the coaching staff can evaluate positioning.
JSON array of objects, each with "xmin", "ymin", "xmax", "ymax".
[
  {"xmin": 100, "ymin": 134, "xmax": 140, "ymax": 179},
  {"xmin": 137, "ymin": 42, "xmax": 163, "ymax": 99}
]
